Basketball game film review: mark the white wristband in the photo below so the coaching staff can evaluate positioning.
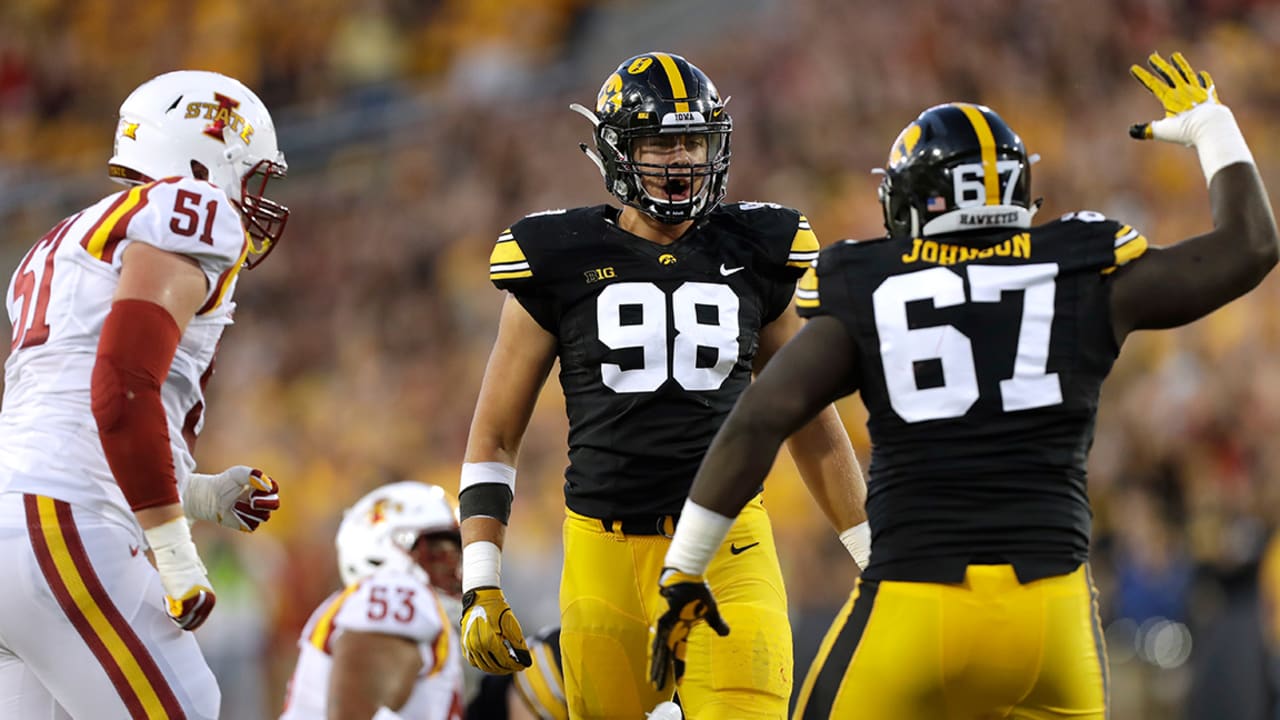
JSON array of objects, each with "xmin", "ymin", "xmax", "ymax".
[
  {"xmin": 1150, "ymin": 103, "xmax": 1254, "ymax": 185},
  {"xmin": 372, "ymin": 707, "xmax": 404, "ymax": 720},
  {"xmin": 459, "ymin": 462, "xmax": 516, "ymax": 494},
  {"xmin": 663, "ymin": 500, "xmax": 734, "ymax": 576},
  {"xmin": 1193, "ymin": 107, "xmax": 1253, "ymax": 185},
  {"xmin": 839, "ymin": 522, "xmax": 871, "ymax": 570},
  {"xmin": 462, "ymin": 540, "xmax": 502, "ymax": 592}
]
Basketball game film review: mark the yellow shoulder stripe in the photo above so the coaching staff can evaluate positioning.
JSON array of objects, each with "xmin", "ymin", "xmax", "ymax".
[
  {"xmin": 787, "ymin": 216, "xmax": 820, "ymax": 269},
  {"xmin": 1103, "ymin": 226, "xmax": 1149, "ymax": 274},
  {"xmin": 796, "ymin": 265, "xmax": 820, "ymax": 308},
  {"xmin": 309, "ymin": 585, "xmax": 361, "ymax": 652},
  {"xmin": 490, "ymin": 231, "xmax": 533, "ymax": 280}
]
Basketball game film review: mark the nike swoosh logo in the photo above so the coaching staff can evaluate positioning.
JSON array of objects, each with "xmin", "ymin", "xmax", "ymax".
[
  {"xmin": 719, "ymin": 264, "xmax": 745, "ymax": 276},
  {"xmin": 729, "ymin": 541, "xmax": 760, "ymax": 555}
]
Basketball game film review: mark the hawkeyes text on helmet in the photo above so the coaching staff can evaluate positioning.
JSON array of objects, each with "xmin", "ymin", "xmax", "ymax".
[{"xmin": 571, "ymin": 52, "xmax": 732, "ymax": 224}]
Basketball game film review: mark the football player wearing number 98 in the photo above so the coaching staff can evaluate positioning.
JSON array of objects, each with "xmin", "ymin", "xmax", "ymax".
[
  {"xmin": 648, "ymin": 52, "xmax": 1280, "ymax": 719},
  {"xmin": 0, "ymin": 70, "xmax": 286, "ymax": 719},
  {"xmin": 458, "ymin": 52, "xmax": 868, "ymax": 719}
]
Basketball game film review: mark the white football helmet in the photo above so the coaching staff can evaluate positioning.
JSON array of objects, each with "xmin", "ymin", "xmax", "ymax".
[
  {"xmin": 108, "ymin": 69, "xmax": 289, "ymax": 267},
  {"xmin": 336, "ymin": 481, "xmax": 461, "ymax": 587}
]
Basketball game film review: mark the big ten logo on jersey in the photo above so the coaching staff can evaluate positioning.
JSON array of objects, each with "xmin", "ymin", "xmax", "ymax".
[
  {"xmin": 584, "ymin": 266, "xmax": 617, "ymax": 284},
  {"xmin": 737, "ymin": 201, "xmax": 783, "ymax": 211}
]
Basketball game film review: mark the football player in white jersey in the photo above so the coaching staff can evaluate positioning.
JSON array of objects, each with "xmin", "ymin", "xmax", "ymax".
[
  {"xmin": 281, "ymin": 482, "xmax": 466, "ymax": 720},
  {"xmin": 0, "ymin": 70, "xmax": 286, "ymax": 720}
]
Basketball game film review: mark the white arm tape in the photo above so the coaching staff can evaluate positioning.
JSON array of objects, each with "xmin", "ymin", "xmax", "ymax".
[
  {"xmin": 372, "ymin": 707, "xmax": 404, "ymax": 720},
  {"xmin": 663, "ymin": 500, "xmax": 734, "ymax": 576},
  {"xmin": 1151, "ymin": 103, "xmax": 1254, "ymax": 185},
  {"xmin": 459, "ymin": 462, "xmax": 517, "ymax": 494},
  {"xmin": 839, "ymin": 522, "xmax": 871, "ymax": 571},
  {"xmin": 462, "ymin": 540, "xmax": 502, "ymax": 592}
]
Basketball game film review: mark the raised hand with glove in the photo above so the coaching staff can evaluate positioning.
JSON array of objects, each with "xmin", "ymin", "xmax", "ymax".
[
  {"xmin": 183, "ymin": 465, "xmax": 280, "ymax": 532},
  {"xmin": 1128, "ymin": 51, "xmax": 1253, "ymax": 184}
]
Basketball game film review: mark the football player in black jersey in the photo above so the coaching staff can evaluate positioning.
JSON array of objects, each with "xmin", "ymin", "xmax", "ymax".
[
  {"xmin": 649, "ymin": 52, "xmax": 1279, "ymax": 719},
  {"xmin": 456, "ymin": 52, "xmax": 869, "ymax": 719}
]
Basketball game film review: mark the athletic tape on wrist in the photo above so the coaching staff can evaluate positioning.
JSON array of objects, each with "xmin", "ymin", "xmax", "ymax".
[
  {"xmin": 1194, "ymin": 106, "xmax": 1254, "ymax": 185},
  {"xmin": 663, "ymin": 500, "xmax": 734, "ymax": 576},
  {"xmin": 839, "ymin": 522, "xmax": 871, "ymax": 571},
  {"xmin": 462, "ymin": 540, "xmax": 502, "ymax": 592}
]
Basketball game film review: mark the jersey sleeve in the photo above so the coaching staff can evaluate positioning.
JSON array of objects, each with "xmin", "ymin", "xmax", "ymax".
[
  {"xmin": 334, "ymin": 571, "xmax": 443, "ymax": 645},
  {"xmin": 92, "ymin": 177, "xmax": 248, "ymax": 313},
  {"xmin": 489, "ymin": 226, "xmax": 535, "ymax": 289},
  {"xmin": 795, "ymin": 241, "xmax": 862, "ymax": 342},
  {"xmin": 795, "ymin": 263, "xmax": 821, "ymax": 317},
  {"xmin": 488, "ymin": 217, "xmax": 560, "ymax": 332},
  {"xmin": 726, "ymin": 202, "xmax": 820, "ymax": 282},
  {"xmin": 1056, "ymin": 210, "xmax": 1150, "ymax": 274},
  {"xmin": 1105, "ymin": 222, "xmax": 1150, "ymax": 273}
]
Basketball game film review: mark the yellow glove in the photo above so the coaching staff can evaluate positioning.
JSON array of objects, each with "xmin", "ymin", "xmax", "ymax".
[
  {"xmin": 1128, "ymin": 51, "xmax": 1252, "ymax": 184},
  {"xmin": 647, "ymin": 568, "xmax": 730, "ymax": 691},
  {"xmin": 460, "ymin": 587, "xmax": 532, "ymax": 674},
  {"xmin": 1129, "ymin": 51, "xmax": 1220, "ymax": 142}
]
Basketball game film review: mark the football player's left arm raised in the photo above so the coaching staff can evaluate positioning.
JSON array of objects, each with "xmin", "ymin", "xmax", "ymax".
[
  {"xmin": 1111, "ymin": 51, "xmax": 1280, "ymax": 340},
  {"xmin": 328, "ymin": 630, "xmax": 421, "ymax": 720}
]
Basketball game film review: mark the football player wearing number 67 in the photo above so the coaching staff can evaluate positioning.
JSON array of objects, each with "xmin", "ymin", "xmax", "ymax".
[
  {"xmin": 648, "ymin": 52, "xmax": 1279, "ymax": 719},
  {"xmin": 458, "ymin": 52, "xmax": 868, "ymax": 719},
  {"xmin": 0, "ymin": 70, "xmax": 286, "ymax": 719}
]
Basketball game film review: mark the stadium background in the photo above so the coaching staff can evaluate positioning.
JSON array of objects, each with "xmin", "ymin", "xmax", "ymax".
[{"xmin": 3, "ymin": 0, "xmax": 1280, "ymax": 717}]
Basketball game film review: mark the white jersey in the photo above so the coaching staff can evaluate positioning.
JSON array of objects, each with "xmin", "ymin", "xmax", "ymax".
[
  {"xmin": 0, "ymin": 176, "xmax": 247, "ymax": 536},
  {"xmin": 281, "ymin": 568, "xmax": 464, "ymax": 720}
]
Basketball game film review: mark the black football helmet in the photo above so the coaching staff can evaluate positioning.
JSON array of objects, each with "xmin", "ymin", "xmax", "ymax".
[
  {"xmin": 572, "ymin": 52, "xmax": 731, "ymax": 224},
  {"xmin": 878, "ymin": 103, "xmax": 1035, "ymax": 238}
]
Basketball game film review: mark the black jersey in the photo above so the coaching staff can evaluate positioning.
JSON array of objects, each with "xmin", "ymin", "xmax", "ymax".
[
  {"xmin": 799, "ymin": 211, "xmax": 1149, "ymax": 583},
  {"xmin": 490, "ymin": 203, "xmax": 817, "ymax": 518}
]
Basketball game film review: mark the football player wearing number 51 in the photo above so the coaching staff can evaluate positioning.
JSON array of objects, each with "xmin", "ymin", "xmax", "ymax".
[
  {"xmin": 0, "ymin": 70, "xmax": 285, "ymax": 719},
  {"xmin": 649, "ymin": 51, "xmax": 1278, "ymax": 719},
  {"xmin": 457, "ymin": 52, "xmax": 869, "ymax": 719}
]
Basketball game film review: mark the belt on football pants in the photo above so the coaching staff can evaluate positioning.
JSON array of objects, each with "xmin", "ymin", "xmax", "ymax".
[{"xmin": 599, "ymin": 514, "xmax": 679, "ymax": 537}]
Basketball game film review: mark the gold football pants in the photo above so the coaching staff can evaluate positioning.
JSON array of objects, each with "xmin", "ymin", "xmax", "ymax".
[
  {"xmin": 795, "ymin": 563, "xmax": 1108, "ymax": 720},
  {"xmin": 560, "ymin": 495, "xmax": 792, "ymax": 720}
]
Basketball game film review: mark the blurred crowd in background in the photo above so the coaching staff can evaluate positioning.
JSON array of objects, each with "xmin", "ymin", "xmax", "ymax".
[{"xmin": 4, "ymin": 0, "xmax": 1280, "ymax": 718}]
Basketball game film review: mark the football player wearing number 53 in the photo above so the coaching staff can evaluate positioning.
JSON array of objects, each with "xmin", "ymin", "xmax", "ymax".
[
  {"xmin": 0, "ymin": 70, "xmax": 286, "ymax": 719},
  {"xmin": 649, "ymin": 52, "xmax": 1279, "ymax": 720},
  {"xmin": 280, "ymin": 482, "xmax": 465, "ymax": 720},
  {"xmin": 457, "ymin": 52, "xmax": 868, "ymax": 719}
]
